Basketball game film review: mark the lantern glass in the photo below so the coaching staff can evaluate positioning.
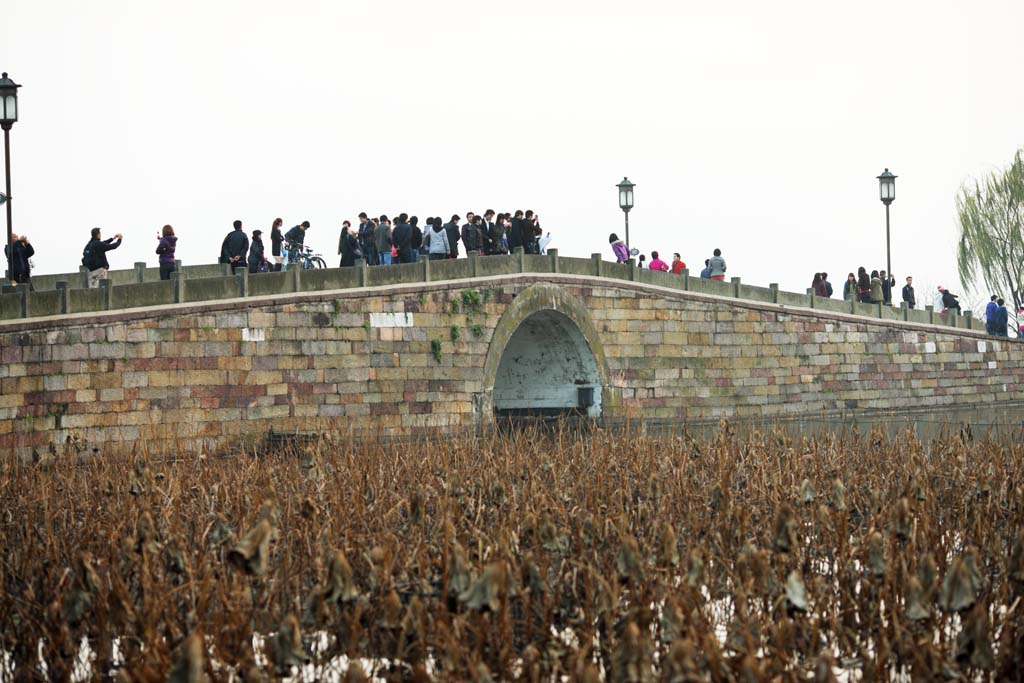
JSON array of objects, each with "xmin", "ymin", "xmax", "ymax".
[{"xmin": 3, "ymin": 96, "xmax": 15, "ymax": 122}]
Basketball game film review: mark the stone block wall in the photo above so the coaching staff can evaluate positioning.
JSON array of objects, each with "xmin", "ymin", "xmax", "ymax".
[{"xmin": 1, "ymin": 273, "xmax": 1022, "ymax": 457}]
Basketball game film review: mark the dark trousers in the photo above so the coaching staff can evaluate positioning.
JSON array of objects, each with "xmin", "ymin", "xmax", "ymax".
[
  {"xmin": 429, "ymin": 253, "xmax": 446, "ymax": 261},
  {"xmin": 230, "ymin": 261, "xmax": 246, "ymax": 274},
  {"xmin": 159, "ymin": 263, "xmax": 175, "ymax": 281},
  {"xmin": 13, "ymin": 272, "xmax": 33, "ymax": 291}
]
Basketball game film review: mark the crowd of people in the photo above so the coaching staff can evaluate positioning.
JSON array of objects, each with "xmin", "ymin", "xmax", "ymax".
[
  {"xmin": 3, "ymin": 222, "xmax": 1021, "ymax": 338},
  {"xmin": 608, "ymin": 235, "xmax": 1022, "ymax": 337}
]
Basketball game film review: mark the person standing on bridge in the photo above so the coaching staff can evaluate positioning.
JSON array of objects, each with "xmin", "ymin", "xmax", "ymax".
[
  {"xmin": 985, "ymin": 295, "xmax": 999, "ymax": 335},
  {"xmin": 856, "ymin": 267, "xmax": 872, "ymax": 303},
  {"xmin": 83, "ymin": 228, "xmax": 123, "ymax": 287},
  {"xmin": 284, "ymin": 221, "xmax": 310, "ymax": 267},
  {"xmin": 649, "ymin": 251, "xmax": 669, "ymax": 272},
  {"xmin": 270, "ymin": 218, "xmax": 284, "ymax": 271},
  {"xmin": 248, "ymin": 229, "xmax": 266, "ymax": 273},
  {"xmin": 220, "ymin": 221, "xmax": 249, "ymax": 274},
  {"xmin": 460, "ymin": 214, "xmax": 482, "ymax": 255},
  {"xmin": 880, "ymin": 270, "xmax": 895, "ymax": 304},
  {"xmin": 708, "ymin": 248, "xmax": 726, "ymax": 281},
  {"xmin": 671, "ymin": 253, "xmax": 686, "ymax": 274},
  {"xmin": 409, "ymin": 216, "xmax": 423, "ymax": 262},
  {"xmin": 5, "ymin": 233, "xmax": 34, "ymax": 288},
  {"xmin": 869, "ymin": 270, "xmax": 884, "ymax": 304},
  {"xmin": 812, "ymin": 273, "xmax": 828, "ymax": 298},
  {"xmin": 991, "ymin": 298, "xmax": 1009, "ymax": 336},
  {"xmin": 358, "ymin": 213, "xmax": 377, "ymax": 266},
  {"xmin": 609, "ymin": 233, "xmax": 629, "ymax": 263},
  {"xmin": 374, "ymin": 215, "xmax": 392, "ymax": 265},
  {"xmin": 844, "ymin": 273, "xmax": 857, "ymax": 301},
  {"xmin": 155, "ymin": 225, "xmax": 177, "ymax": 280},
  {"xmin": 821, "ymin": 273, "xmax": 833, "ymax": 297},
  {"xmin": 391, "ymin": 215, "xmax": 413, "ymax": 264},
  {"xmin": 902, "ymin": 276, "xmax": 916, "ymax": 309},
  {"xmin": 338, "ymin": 222, "xmax": 361, "ymax": 267},
  {"xmin": 425, "ymin": 216, "xmax": 451, "ymax": 260}
]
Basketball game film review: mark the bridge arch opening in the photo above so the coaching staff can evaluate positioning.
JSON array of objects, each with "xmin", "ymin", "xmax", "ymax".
[{"xmin": 492, "ymin": 309, "xmax": 602, "ymax": 420}]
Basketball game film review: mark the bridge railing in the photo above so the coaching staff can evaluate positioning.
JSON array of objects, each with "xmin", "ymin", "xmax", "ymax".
[{"xmin": 0, "ymin": 250, "xmax": 983, "ymax": 333}]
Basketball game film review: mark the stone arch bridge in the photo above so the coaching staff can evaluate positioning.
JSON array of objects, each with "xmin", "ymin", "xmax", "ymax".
[{"xmin": 1, "ymin": 252, "xmax": 1022, "ymax": 456}]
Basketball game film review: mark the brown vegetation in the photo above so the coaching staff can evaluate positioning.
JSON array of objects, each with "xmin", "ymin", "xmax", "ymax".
[{"xmin": 1, "ymin": 424, "xmax": 1023, "ymax": 681}]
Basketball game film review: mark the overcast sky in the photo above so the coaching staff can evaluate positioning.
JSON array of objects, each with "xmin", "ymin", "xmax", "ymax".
[{"xmin": 2, "ymin": 0, "xmax": 1022, "ymax": 302}]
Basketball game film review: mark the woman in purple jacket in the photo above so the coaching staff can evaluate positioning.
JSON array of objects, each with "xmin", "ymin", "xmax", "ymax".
[
  {"xmin": 156, "ymin": 225, "xmax": 177, "ymax": 280},
  {"xmin": 609, "ymin": 233, "xmax": 629, "ymax": 263}
]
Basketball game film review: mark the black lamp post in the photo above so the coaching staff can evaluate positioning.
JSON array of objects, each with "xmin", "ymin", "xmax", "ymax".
[
  {"xmin": 0, "ymin": 72, "xmax": 21, "ymax": 284},
  {"xmin": 617, "ymin": 177, "xmax": 635, "ymax": 252},
  {"xmin": 877, "ymin": 168, "xmax": 896, "ymax": 279}
]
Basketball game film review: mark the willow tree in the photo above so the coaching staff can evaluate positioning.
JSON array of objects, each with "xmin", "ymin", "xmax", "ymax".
[{"xmin": 957, "ymin": 149, "xmax": 1024, "ymax": 314}]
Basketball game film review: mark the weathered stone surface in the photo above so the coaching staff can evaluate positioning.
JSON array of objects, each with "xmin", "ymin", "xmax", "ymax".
[{"xmin": 1, "ymin": 273, "xmax": 1022, "ymax": 457}]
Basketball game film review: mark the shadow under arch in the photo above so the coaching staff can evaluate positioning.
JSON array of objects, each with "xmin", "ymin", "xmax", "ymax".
[{"xmin": 476, "ymin": 283, "xmax": 614, "ymax": 429}]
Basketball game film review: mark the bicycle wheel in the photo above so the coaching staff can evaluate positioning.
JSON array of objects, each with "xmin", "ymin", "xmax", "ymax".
[{"xmin": 312, "ymin": 257, "xmax": 327, "ymax": 269}]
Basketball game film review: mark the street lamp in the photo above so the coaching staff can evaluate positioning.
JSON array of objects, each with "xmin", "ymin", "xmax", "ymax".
[
  {"xmin": 877, "ymin": 168, "xmax": 896, "ymax": 279},
  {"xmin": 617, "ymin": 176, "xmax": 635, "ymax": 252},
  {"xmin": 0, "ymin": 72, "xmax": 21, "ymax": 284}
]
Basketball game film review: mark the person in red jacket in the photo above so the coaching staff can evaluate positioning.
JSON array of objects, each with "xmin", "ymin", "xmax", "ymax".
[{"xmin": 671, "ymin": 253, "xmax": 686, "ymax": 275}]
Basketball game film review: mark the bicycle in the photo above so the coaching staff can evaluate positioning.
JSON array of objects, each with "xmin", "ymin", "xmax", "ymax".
[{"xmin": 284, "ymin": 242, "xmax": 327, "ymax": 270}]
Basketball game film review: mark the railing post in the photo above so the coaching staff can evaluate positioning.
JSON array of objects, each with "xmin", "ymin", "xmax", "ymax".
[
  {"xmin": 56, "ymin": 281, "xmax": 69, "ymax": 314},
  {"xmin": 591, "ymin": 253, "xmax": 602, "ymax": 277},
  {"xmin": 680, "ymin": 268, "xmax": 690, "ymax": 291},
  {"xmin": 174, "ymin": 259, "xmax": 182, "ymax": 274},
  {"xmin": 358, "ymin": 260, "xmax": 368, "ymax": 287},
  {"xmin": 134, "ymin": 262, "xmax": 146, "ymax": 283},
  {"xmin": 237, "ymin": 269, "xmax": 248, "ymax": 297},
  {"xmin": 963, "ymin": 310, "xmax": 973, "ymax": 329},
  {"xmin": 769, "ymin": 283, "xmax": 779, "ymax": 304},
  {"xmin": 16, "ymin": 283, "xmax": 29, "ymax": 318},
  {"xmin": 100, "ymin": 279, "xmax": 112, "ymax": 310},
  {"xmin": 806, "ymin": 288, "xmax": 816, "ymax": 309},
  {"xmin": 290, "ymin": 266, "xmax": 302, "ymax": 292},
  {"xmin": 514, "ymin": 246, "xmax": 525, "ymax": 272},
  {"xmin": 926, "ymin": 305, "xmax": 934, "ymax": 324},
  {"xmin": 221, "ymin": 263, "xmax": 232, "ymax": 277},
  {"xmin": 732, "ymin": 277, "xmax": 741, "ymax": 298},
  {"xmin": 79, "ymin": 266, "xmax": 90, "ymax": 289},
  {"xmin": 876, "ymin": 302, "xmax": 883, "ymax": 318},
  {"xmin": 901, "ymin": 301, "xmax": 909, "ymax": 321},
  {"xmin": 172, "ymin": 271, "xmax": 185, "ymax": 303},
  {"xmin": 627, "ymin": 258, "xmax": 636, "ymax": 281},
  {"xmin": 469, "ymin": 251, "xmax": 480, "ymax": 277},
  {"xmin": 547, "ymin": 248, "xmax": 559, "ymax": 274},
  {"xmin": 423, "ymin": 256, "xmax": 431, "ymax": 283}
]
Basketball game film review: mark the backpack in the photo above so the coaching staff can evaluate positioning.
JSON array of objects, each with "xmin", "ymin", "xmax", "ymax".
[{"xmin": 82, "ymin": 240, "xmax": 98, "ymax": 270}]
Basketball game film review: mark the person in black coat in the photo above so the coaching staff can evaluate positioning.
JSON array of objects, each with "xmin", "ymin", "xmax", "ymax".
[
  {"xmin": 507, "ymin": 210, "xmax": 525, "ymax": 252},
  {"xmin": 409, "ymin": 216, "xmax": 423, "ymax": 262},
  {"xmin": 220, "ymin": 220, "xmax": 249, "ymax": 273},
  {"xmin": 338, "ymin": 224, "xmax": 361, "ymax": 267},
  {"xmin": 939, "ymin": 287, "xmax": 961, "ymax": 313},
  {"xmin": 392, "ymin": 214, "xmax": 414, "ymax": 264},
  {"xmin": 444, "ymin": 217, "xmax": 461, "ymax": 259},
  {"xmin": 460, "ymin": 214, "xmax": 482, "ymax": 254},
  {"xmin": 83, "ymin": 228, "xmax": 124, "ymax": 287},
  {"xmin": 901, "ymin": 276, "xmax": 916, "ymax": 309},
  {"xmin": 284, "ymin": 220, "xmax": 310, "ymax": 266},
  {"xmin": 487, "ymin": 214, "xmax": 507, "ymax": 255},
  {"xmin": 248, "ymin": 230, "xmax": 265, "ymax": 274},
  {"xmin": 270, "ymin": 218, "xmax": 284, "ymax": 271},
  {"xmin": 5, "ymin": 233, "xmax": 34, "ymax": 287}
]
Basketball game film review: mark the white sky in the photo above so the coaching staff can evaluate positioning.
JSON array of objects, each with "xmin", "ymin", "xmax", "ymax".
[{"xmin": 2, "ymin": 0, "xmax": 1022, "ymax": 300}]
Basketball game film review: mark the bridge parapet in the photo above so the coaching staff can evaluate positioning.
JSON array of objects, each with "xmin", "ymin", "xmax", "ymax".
[{"xmin": 1, "ymin": 250, "xmax": 982, "ymax": 333}]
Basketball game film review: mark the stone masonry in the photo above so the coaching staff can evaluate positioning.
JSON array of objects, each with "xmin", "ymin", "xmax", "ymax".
[{"xmin": 1, "ymin": 273, "xmax": 1022, "ymax": 458}]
